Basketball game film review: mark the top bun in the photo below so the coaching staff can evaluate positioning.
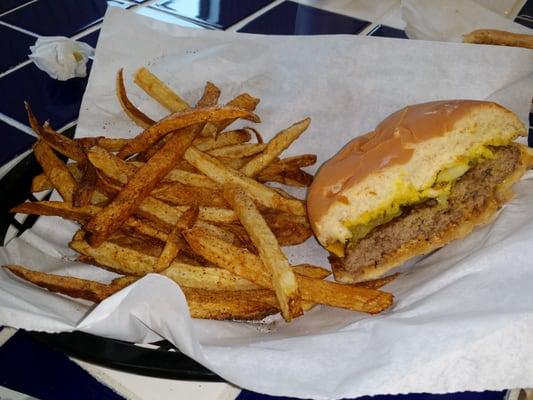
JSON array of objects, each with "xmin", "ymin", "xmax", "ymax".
[{"xmin": 307, "ymin": 100, "xmax": 526, "ymax": 254}]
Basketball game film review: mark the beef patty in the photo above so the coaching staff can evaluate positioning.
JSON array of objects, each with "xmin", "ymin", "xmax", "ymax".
[{"xmin": 335, "ymin": 145, "xmax": 521, "ymax": 276}]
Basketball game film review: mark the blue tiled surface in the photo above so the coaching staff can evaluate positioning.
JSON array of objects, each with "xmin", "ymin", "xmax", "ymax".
[
  {"xmin": 135, "ymin": 6, "xmax": 208, "ymax": 28},
  {"xmin": 0, "ymin": 24, "xmax": 35, "ymax": 73},
  {"xmin": 0, "ymin": 0, "xmax": 132, "ymax": 37},
  {"xmin": 78, "ymin": 29, "xmax": 101, "ymax": 48},
  {"xmin": 0, "ymin": 330, "xmax": 125, "ymax": 400},
  {"xmin": 236, "ymin": 390, "xmax": 507, "ymax": 400},
  {"xmin": 0, "ymin": 61, "xmax": 91, "ymax": 128},
  {"xmin": 369, "ymin": 24, "xmax": 409, "ymax": 39},
  {"xmin": 238, "ymin": 1, "xmax": 370, "ymax": 35},
  {"xmin": 0, "ymin": 119, "xmax": 35, "ymax": 164},
  {"xmin": 0, "ymin": 0, "xmax": 33, "ymax": 14},
  {"xmin": 152, "ymin": 0, "xmax": 275, "ymax": 29},
  {"xmin": 515, "ymin": 0, "xmax": 533, "ymax": 28},
  {"xmin": 0, "ymin": 0, "xmax": 532, "ymax": 399}
]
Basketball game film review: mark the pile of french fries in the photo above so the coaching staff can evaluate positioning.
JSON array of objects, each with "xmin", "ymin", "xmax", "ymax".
[{"xmin": 4, "ymin": 67, "xmax": 394, "ymax": 322}]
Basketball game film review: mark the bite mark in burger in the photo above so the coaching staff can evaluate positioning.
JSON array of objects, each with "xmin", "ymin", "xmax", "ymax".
[{"xmin": 307, "ymin": 100, "xmax": 532, "ymax": 283}]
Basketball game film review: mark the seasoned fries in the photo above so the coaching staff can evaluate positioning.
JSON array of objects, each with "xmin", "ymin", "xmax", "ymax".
[
  {"xmin": 117, "ymin": 106, "xmax": 260, "ymax": 158},
  {"xmin": 116, "ymin": 68, "xmax": 155, "ymax": 129},
  {"xmin": 183, "ymin": 229, "xmax": 393, "ymax": 314},
  {"xmin": 134, "ymin": 67, "xmax": 190, "ymax": 112},
  {"xmin": 86, "ymin": 124, "xmax": 203, "ymax": 246},
  {"xmin": 33, "ymin": 141, "xmax": 77, "ymax": 202},
  {"xmin": 184, "ymin": 147, "xmax": 306, "ymax": 215},
  {"xmin": 225, "ymin": 185, "xmax": 303, "ymax": 321},
  {"xmin": 240, "ymin": 118, "xmax": 311, "ymax": 177},
  {"xmin": 7, "ymin": 68, "xmax": 394, "ymax": 323}
]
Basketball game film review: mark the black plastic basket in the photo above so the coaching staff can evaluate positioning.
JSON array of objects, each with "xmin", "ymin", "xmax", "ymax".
[{"xmin": 0, "ymin": 149, "xmax": 222, "ymax": 381}]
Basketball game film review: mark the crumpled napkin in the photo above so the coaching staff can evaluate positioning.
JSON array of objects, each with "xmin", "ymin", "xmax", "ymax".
[
  {"xmin": 400, "ymin": 0, "xmax": 532, "ymax": 42},
  {"xmin": 29, "ymin": 37, "xmax": 94, "ymax": 81}
]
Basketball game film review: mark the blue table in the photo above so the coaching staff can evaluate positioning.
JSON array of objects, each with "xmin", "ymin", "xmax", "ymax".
[{"xmin": 0, "ymin": 1, "xmax": 532, "ymax": 399}]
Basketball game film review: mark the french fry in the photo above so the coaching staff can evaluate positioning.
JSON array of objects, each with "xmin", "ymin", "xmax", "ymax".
[
  {"xmin": 5, "ymin": 265, "xmax": 279, "ymax": 320},
  {"xmin": 182, "ymin": 287, "xmax": 278, "ymax": 320},
  {"xmin": 4, "ymin": 265, "xmax": 118, "ymax": 302},
  {"xmin": 196, "ymin": 81, "xmax": 221, "ymax": 108},
  {"xmin": 215, "ymin": 156, "xmax": 253, "ymax": 170},
  {"xmin": 77, "ymin": 137, "xmax": 131, "ymax": 152},
  {"xmin": 88, "ymin": 146, "xmax": 220, "ymax": 190},
  {"xmin": 193, "ymin": 129, "xmax": 252, "ymax": 151},
  {"xmin": 31, "ymin": 173, "xmax": 53, "ymax": 192},
  {"xmin": 356, "ymin": 273, "xmax": 400, "ymax": 289},
  {"xmin": 73, "ymin": 160, "xmax": 98, "ymax": 207},
  {"xmin": 184, "ymin": 228, "xmax": 394, "ymax": 314},
  {"xmin": 291, "ymin": 264, "xmax": 330, "ymax": 279},
  {"xmin": 163, "ymin": 168, "xmax": 219, "ymax": 189},
  {"xmin": 33, "ymin": 141, "xmax": 77, "ymax": 202},
  {"xmin": 118, "ymin": 106, "xmax": 259, "ymax": 158},
  {"xmin": 257, "ymin": 168, "xmax": 314, "ymax": 187},
  {"xmin": 116, "ymin": 68, "xmax": 155, "ymax": 129},
  {"xmin": 265, "ymin": 154, "xmax": 317, "ymax": 172},
  {"xmin": 134, "ymin": 67, "xmax": 190, "ymax": 112},
  {"xmin": 86, "ymin": 124, "xmax": 203, "ymax": 246},
  {"xmin": 208, "ymin": 143, "xmax": 267, "ymax": 158},
  {"xmin": 225, "ymin": 185, "xmax": 303, "ymax": 321},
  {"xmin": 183, "ymin": 147, "xmax": 306, "ymax": 216},
  {"xmin": 26, "ymin": 103, "xmax": 86, "ymax": 162},
  {"xmin": 152, "ymin": 182, "xmax": 228, "ymax": 208},
  {"xmin": 463, "ymin": 29, "xmax": 533, "ymax": 49},
  {"xmin": 70, "ymin": 237, "xmax": 262, "ymax": 291},
  {"xmin": 136, "ymin": 127, "xmax": 251, "ymax": 162},
  {"xmin": 211, "ymin": 93, "xmax": 260, "ymax": 134},
  {"xmin": 240, "ymin": 118, "xmax": 311, "ymax": 177},
  {"xmin": 157, "ymin": 206, "xmax": 199, "ymax": 271},
  {"xmin": 195, "ymin": 82, "xmax": 221, "ymax": 138}
]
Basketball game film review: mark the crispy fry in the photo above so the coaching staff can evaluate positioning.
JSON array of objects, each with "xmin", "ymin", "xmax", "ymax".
[
  {"xmin": 262, "ymin": 211, "xmax": 312, "ymax": 246},
  {"xmin": 134, "ymin": 67, "xmax": 190, "ymax": 112},
  {"xmin": 5, "ymin": 265, "xmax": 279, "ymax": 319},
  {"xmin": 26, "ymin": 103, "xmax": 86, "ymax": 162},
  {"xmin": 116, "ymin": 68, "xmax": 155, "ymax": 129},
  {"xmin": 194, "ymin": 129, "xmax": 252, "ymax": 151},
  {"xmin": 157, "ymin": 206, "xmax": 199, "ymax": 271},
  {"xmin": 73, "ymin": 160, "xmax": 98, "ymax": 207},
  {"xmin": 196, "ymin": 81, "xmax": 221, "ymax": 108},
  {"xmin": 184, "ymin": 228, "xmax": 393, "ymax": 314},
  {"xmin": 267, "ymin": 154, "xmax": 317, "ymax": 172},
  {"xmin": 76, "ymin": 137, "xmax": 131, "ymax": 152},
  {"xmin": 195, "ymin": 82, "xmax": 222, "ymax": 138},
  {"xmin": 4, "ymin": 265, "xmax": 117, "ymax": 302},
  {"xmin": 215, "ymin": 156, "xmax": 253, "ymax": 170},
  {"xmin": 151, "ymin": 182, "xmax": 228, "ymax": 208},
  {"xmin": 225, "ymin": 185, "xmax": 303, "ymax": 321},
  {"xmin": 31, "ymin": 173, "xmax": 53, "ymax": 192},
  {"xmin": 33, "ymin": 141, "xmax": 77, "ymax": 202},
  {"xmin": 291, "ymin": 264, "xmax": 330, "ymax": 279},
  {"xmin": 240, "ymin": 118, "xmax": 311, "ymax": 177},
  {"xmin": 463, "ymin": 29, "xmax": 533, "ymax": 49},
  {"xmin": 257, "ymin": 168, "xmax": 314, "ymax": 187},
  {"xmin": 88, "ymin": 146, "xmax": 220, "ymax": 190},
  {"xmin": 208, "ymin": 143, "xmax": 267, "ymax": 158},
  {"xmin": 86, "ymin": 124, "xmax": 203, "ymax": 246},
  {"xmin": 182, "ymin": 288, "xmax": 278, "ymax": 320},
  {"xmin": 355, "ymin": 273, "xmax": 400, "ymax": 289},
  {"xmin": 32, "ymin": 163, "xmax": 83, "ymax": 193},
  {"xmin": 118, "ymin": 106, "xmax": 259, "ymax": 158},
  {"xmin": 184, "ymin": 147, "xmax": 306, "ymax": 216},
  {"xmin": 211, "ymin": 93, "xmax": 260, "ymax": 134},
  {"xmin": 164, "ymin": 169, "xmax": 219, "ymax": 189}
]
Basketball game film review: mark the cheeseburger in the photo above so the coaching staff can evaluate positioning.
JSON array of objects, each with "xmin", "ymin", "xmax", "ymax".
[{"xmin": 308, "ymin": 100, "xmax": 532, "ymax": 283}]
